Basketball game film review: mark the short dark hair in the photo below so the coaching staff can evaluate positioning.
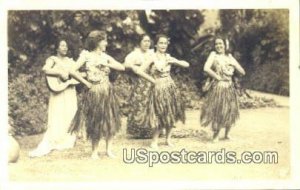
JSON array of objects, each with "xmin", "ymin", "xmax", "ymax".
[
  {"xmin": 136, "ymin": 34, "xmax": 151, "ymax": 46},
  {"xmin": 85, "ymin": 30, "xmax": 107, "ymax": 51},
  {"xmin": 55, "ymin": 38, "xmax": 68, "ymax": 50},
  {"xmin": 154, "ymin": 34, "xmax": 169, "ymax": 45},
  {"xmin": 53, "ymin": 37, "xmax": 73, "ymax": 57}
]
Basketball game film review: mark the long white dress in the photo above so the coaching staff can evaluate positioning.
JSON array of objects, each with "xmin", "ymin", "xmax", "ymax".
[{"xmin": 29, "ymin": 56, "xmax": 77, "ymax": 157}]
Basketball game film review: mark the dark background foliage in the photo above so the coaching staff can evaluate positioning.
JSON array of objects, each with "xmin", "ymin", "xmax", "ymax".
[
  {"xmin": 219, "ymin": 9, "xmax": 289, "ymax": 95},
  {"xmin": 7, "ymin": 10, "xmax": 289, "ymax": 136}
]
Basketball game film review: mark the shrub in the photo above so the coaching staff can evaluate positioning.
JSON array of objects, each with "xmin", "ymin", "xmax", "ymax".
[{"xmin": 8, "ymin": 72, "xmax": 48, "ymax": 136}]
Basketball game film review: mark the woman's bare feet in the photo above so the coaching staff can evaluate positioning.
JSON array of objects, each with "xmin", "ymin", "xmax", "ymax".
[
  {"xmin": 212, "ymin": 129, "xmax": 220, "ymax": 143},
  {"xmin": 106, "ymin": 151, "xmax": 116, "ymax": 159},
  {"xmin": 28, "ymin": 149, "xmax": 50, "ymax": 158},
  {"xmin": 166, "ymin": 140, "xmax": 174, "ymax": 147},
  {"xmin": 150, "ymin": 142, "xmax": 158, "ymax": 149},
  {"xmin": 212, "ymin": 137, "xmax": 219, "ymax": 143},
  {"xmin": 224, "ymin": 135, "xmax": 232, "ymax": 140},
  {"xmin": 91, "ymin": 151, "xmax": 100, "ymax": 160}
]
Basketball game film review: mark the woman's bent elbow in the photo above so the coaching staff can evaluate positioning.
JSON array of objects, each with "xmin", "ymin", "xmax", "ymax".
[
  {"xmin": 119, "ymin": 66, "xmax": 126, "ymax": 71},
  {"xmin": 203, "ymin": 67, "xmax": 210, "ymax": 73}
]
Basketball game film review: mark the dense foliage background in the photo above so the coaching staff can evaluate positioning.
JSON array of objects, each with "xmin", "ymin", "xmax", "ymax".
[
  {"xmin": 219, "ymin": 9, "xmax": 289, "ymax": 95},
  {"xmin": 8, "ymin": 10, "xmax": 289, "ymax": 136}
]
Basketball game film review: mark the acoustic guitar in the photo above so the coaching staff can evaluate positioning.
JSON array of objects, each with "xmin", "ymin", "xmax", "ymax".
[
  {"xmin": 46, "ymin": 75, "xmax": 80, "ymax": 93},
  {"xmin": 46, "ymin": 70, "xmax": 88, "ymax": 93},
  {"xmin": 45, "ymin": 56, "xmax": 87, "ymax": 92}
]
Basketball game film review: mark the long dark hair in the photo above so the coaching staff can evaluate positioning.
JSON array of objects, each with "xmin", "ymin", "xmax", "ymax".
[{"xmin": 214, "ymin": 35, "xmax": 231, "ymax": 55}]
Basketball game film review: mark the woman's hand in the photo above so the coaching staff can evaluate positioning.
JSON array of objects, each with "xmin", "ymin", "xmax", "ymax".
[
  {"xmin": 215, "ymin": 75, "xmax": 222, "ymax": 81},
  {"xmin": 151, "ymin": 78, "xmax": 156, "ymax": 84},
  {"xmin": 80, "ymin": 72, "xmax": 87, "ymax": 78},
  {"xmin": 132, "ymin": 66, "xmax": 156, "ymax": 84},
  {"xmin": 228, "ymin": 60, "xmax": 238, "ymax": 68},
  {"xmin": 131, "ymin": 66, "xmax": 140, "ymax": 73},
  {"xmin": 59, "ymin": 70, "xmax": 69, "ymax": 81},
  {"xmin": 167, "ymin": 55, "xmax": 190, "ymax": 68},
  {"xmin": 69, "ymin": 70, "xmax": 92, "ymax": 87},
  {"xmin": 85, "ymin": 82, "xmax": 92, "ymax": 89},
  {"xmin": 228, "ymin": 54, "xmax": 246, "ymax": 76}
]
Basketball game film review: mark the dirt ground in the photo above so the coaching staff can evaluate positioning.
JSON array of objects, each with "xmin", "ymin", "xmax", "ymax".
[{"xmin": 8, "ymin": 91, "xmax": 290, "ymax": 183}]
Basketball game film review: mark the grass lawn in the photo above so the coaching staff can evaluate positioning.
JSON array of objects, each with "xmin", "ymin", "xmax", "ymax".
[{"xmin": 8, "ymin": 91, "xmax": 290, "ymax": 183}]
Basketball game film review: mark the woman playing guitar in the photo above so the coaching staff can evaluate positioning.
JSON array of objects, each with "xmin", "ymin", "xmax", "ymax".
[{"xmin": 29, "ymin": 38, "xmax": 84, "ymax": 157}]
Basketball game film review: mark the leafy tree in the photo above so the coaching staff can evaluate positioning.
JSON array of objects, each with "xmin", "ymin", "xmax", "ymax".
[
  {"xmin": 219, "ymin": 9, "xmax": 289, "ymax": 95},
  {"xmin": 8, "ymin": 9, "xmax": 288, "ymax": 136},
  {"xmin": 8, "ymin": 10, "xmax": 143, "ymax": 135}
]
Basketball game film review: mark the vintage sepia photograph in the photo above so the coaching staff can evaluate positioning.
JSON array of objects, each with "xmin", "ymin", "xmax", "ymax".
[{"xmin": 1, "ymin": 0, "xmax": 300, "ymax": 189}]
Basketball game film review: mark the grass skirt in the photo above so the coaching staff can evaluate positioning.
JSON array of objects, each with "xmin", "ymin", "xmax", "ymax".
[
  {"xmin": 149, "ymin": 77, "xmax": 186, "ymax": 130},
  {"xmin": 200, "ymin": 81, "xmax": 239, "ymax": 131},
  {"xmin": 69, "ymin": 83, "xmax": 121, "ymax": 146}
]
